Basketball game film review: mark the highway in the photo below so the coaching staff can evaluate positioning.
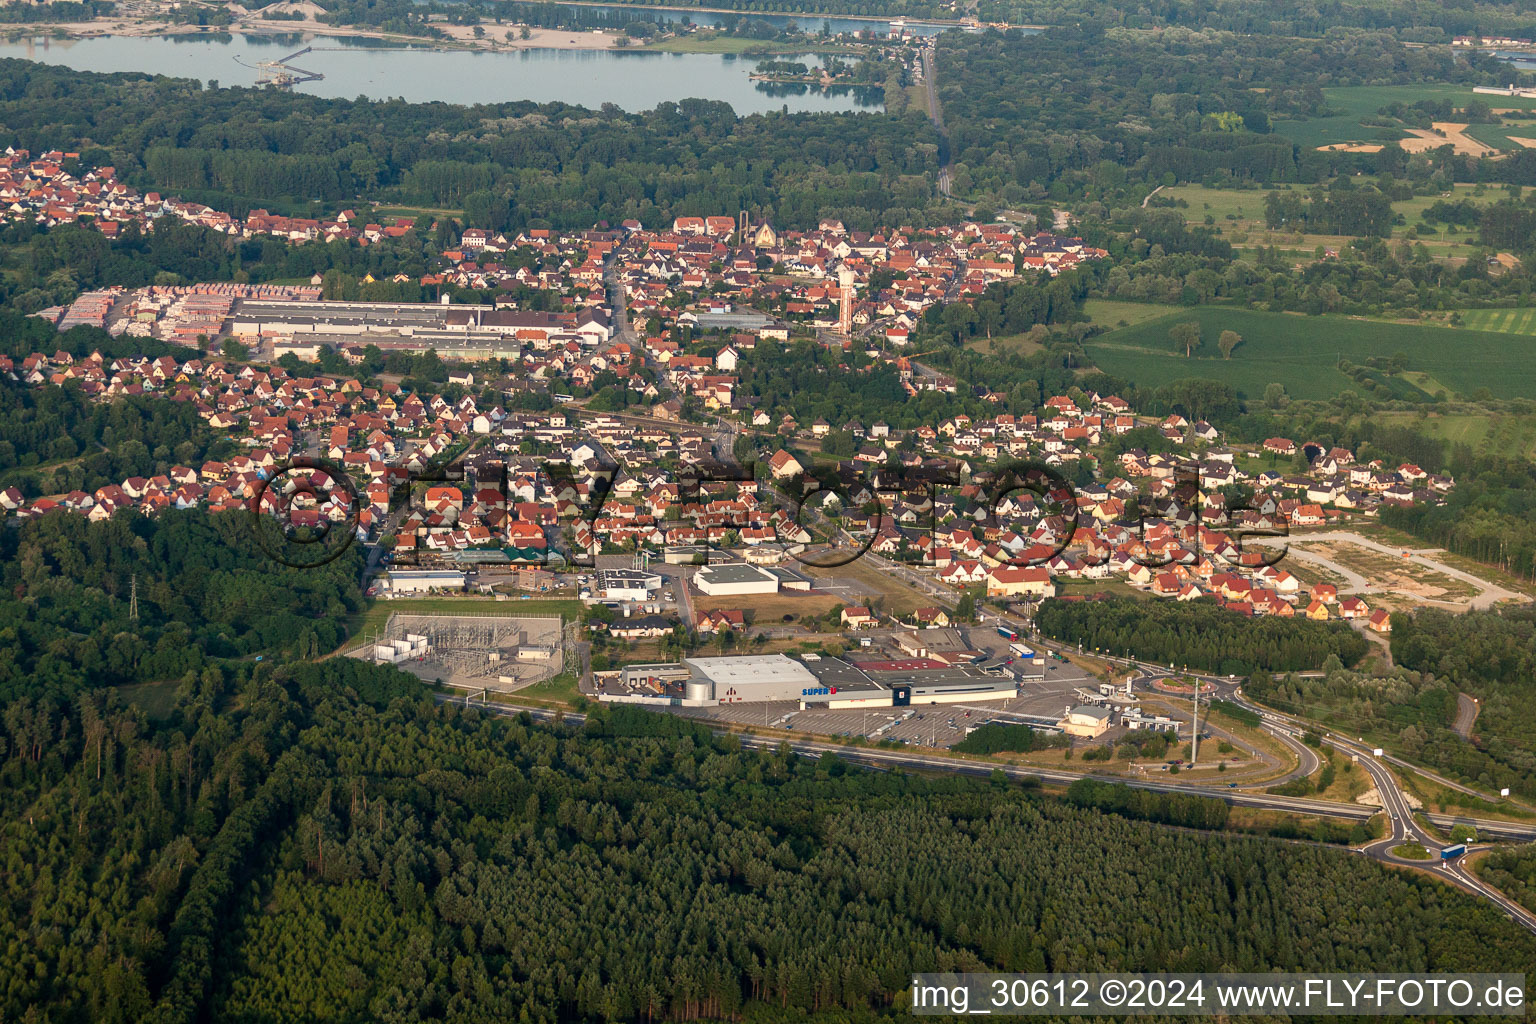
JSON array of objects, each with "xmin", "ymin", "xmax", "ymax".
[
  {"xmin": 438, "ymin": 695, "xmax": 1381, "ymax": 820},
  {"xmin": 1224, "ymin": 694, "xmax": 1536, "ymax": 934}
]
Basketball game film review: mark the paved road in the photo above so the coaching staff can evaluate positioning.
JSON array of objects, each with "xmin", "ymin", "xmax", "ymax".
[
  {"xmin": 448, "ymin": 695, "xmax": 1379, "ymax": 821},
  {"xmin": 920, "ymin": 44, "xmax": 952, "ymax": 199},
  {"xmin": 1228, "ymin": 694, "xmax": 1536, "ymax": 934},
  {"xmin": 437, "ymin": 679, "xmax": 1536, "ymax": 931}
]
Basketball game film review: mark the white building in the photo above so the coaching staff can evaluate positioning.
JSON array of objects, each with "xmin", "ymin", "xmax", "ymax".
[
  {"xmin": 683, "ymin": 654, "xmax": 820, "ymax": 704},
  {"xmin": 384, "ymin": 569, "xmax": 466, "ymax": 594},
  {"xmin": 693, "ymin": 563, "xmax": 781, "ymax": 596}
]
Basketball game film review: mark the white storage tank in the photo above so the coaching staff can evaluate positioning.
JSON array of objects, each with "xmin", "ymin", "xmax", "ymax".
[{"xmin": 685, "ymin": 679, "xmax": 712, "ymax": 703}]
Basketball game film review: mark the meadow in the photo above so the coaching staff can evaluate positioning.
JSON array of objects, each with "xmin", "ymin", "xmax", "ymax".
[
  {"xmin": 1083, "ymin": 308, "xmax": 1536, "ymax": 400},
  {"xmin": 1160, "ymin": 181, "xmax": 1495, "ymax": 248}
]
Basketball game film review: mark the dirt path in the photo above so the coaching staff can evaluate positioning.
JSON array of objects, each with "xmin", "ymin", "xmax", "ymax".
[
  {"xmin": 1250, "ymin": 531, "xmax": 1526, "ymax": 610},
  {"xmin": 1453, "ymin": 692, "xmax": 1480, "ymax": 740}
]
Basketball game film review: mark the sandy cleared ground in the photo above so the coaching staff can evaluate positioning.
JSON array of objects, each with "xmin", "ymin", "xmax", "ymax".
[
  {"xmin": 1317, "ymin": 142, "xmax": 1384, "ymax": 153},
  {"xmin": 1509, "ymin": 136, "xmax": 1536, "ymax": 149},
  {"xmin": 1250, "ymin": 531, "xmax": 1526, "ymax": 611},
  {"xmin": 1398, "ymin": 122, "xmax": 1500, "ymax": 157}
]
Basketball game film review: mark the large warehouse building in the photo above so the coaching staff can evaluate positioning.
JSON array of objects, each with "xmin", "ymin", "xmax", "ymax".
[
  {"xmin": 607, "ymin": 654, "xmax": 1021, "ymax": 709},
  {"xmin": 693, "ymin": 563, "xmax": 781, "ymax": 596}
]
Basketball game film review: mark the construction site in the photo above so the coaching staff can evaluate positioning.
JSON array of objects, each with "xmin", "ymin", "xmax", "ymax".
[{"xmin": 357, "ymin": 612, "xmax": 564, "ymax": 691}]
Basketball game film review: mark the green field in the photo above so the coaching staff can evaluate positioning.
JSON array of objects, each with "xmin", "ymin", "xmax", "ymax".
[
  {"xmin": 1465, "ymin": 122, "xmax": 1536, "ymax": 151},
  {"xmin": 1461, "ymin": 308, "xmax": 1536, "ymax": 335},
  {"xmin": 1275, "ymin": 85, "xmax": 1536, "ymax": 150},
  {"xmin": 1160, "ymin": 182, "xmax": 1492, "ymax": 244},
  {"xmin": 1374, "ymin": 407, "xmax": 1536, "ymax": 461},
  {"xmin": 1084, "ymin": 308, "xmax": 1536, "ymax": 400},
  {"xmin": 1083, "ymin": 299, "xmax": 1183, "ymax": 328}
]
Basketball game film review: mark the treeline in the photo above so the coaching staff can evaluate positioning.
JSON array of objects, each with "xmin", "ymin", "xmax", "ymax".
[
  {"xmin": 1264, "ymin": 185, "xmax": 1396, "ymax": 237},
  {"xmin": 6, "ymin": 660, "xmax": 1535, "ymax": 1023},
  {"xmin": 977, "ymin": 0, "xmax": 1536, "ymax": 41},
  {"xmin": 738, "ymin": 340, "xmax": 986, "ymax": 430},
  {"xmin": 915, "ymin": 267, "xmax": 1089, "ymax": 345},
  {"xmin": 952, "ymin": 721, "xmax": 1068, "ymax": 754},
  {"xmin": 0, "ymin": 0, "xmax": 111, "ymax": 22},
  {"xmin": 1479, "ymin": 847, "xmax": 1536, "ymax": 917},
  {"xmin": 1379, "ymin": 456, "xmax": 1536, "ymax": 579},
  {"xmin": 1035, "ymin": 596, "xmax": 1371, "ymax": 675},
  {"xmin": 1064, "ymin": 777, "xmax": 1231, "ymax": 829},
  {"xmin": 1246, "ymin": 657, "xmax": 1532, "ymax": 800}
]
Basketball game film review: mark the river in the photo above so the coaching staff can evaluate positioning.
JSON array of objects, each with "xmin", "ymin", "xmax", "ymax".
[{"xmin": 0, "ymin": 31, "xmax": 889, "ymax": 113}]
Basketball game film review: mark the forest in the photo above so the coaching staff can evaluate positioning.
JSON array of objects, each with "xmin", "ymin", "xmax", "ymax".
[
  {"xmin": 1390, "ymin": 606, "xmax": 1536, "ymax": 795},
  {"xmin": 1, "ymin": 660, "xmax": 1533, "ymax": 1024},
  {"xmin": 1233, "ymin": 599, "xmax": 1536, "ymax": 799},
  {"xmin": 0, "ymin": 61, "xmax": 941, "ymax": 234},
  {"xmin": 1479, "ymin": 846, "xmax": 1536, "ymax": 916},
  {"xmin": 0, "ymin": 506, "xmax": 363, "ymax": 702},
  {"xmin": 1034, "ymin": 596, "xmax": 1371, "ymax": 675},
  {"xmin": 933, "ymin": 26, "xmax": 1521, "ymax": 209},
  {"xmin": 0, "ymin": 382, "xmax": 236, "ymax": 499}
]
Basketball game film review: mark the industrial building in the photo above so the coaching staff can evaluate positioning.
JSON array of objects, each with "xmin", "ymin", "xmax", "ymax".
[
  {"xmin": 1059, "ymin": 705, "xmax": 1113, "ymax": 738},
  {"xmin": 384, "ymin": 569, "xmax": 467, "ymax": 594},
  {"xmin": 223, "ymin": 298, "xmax": 610, "ymax": 360},
  {"xmin": 682, "ymin": 654, "xmax": 827, "ymax": 704},
  {"xmin": 584, "ymin": 569, "xmax": 664, "ymax": 602},
  {"xmin": 693, "ymin": 563, "xmax": 781, "ymax": 596}
]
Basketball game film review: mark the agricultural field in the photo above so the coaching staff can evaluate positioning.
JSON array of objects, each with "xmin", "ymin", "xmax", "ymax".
[
  {"xmin": 1464, "ymin": 121, "xmax": 1536, "ymax": 152},
  {"xmin": 1461, "ymin": 308, "xmax": 1536, "ymax": 335},
  {"xmin": 1083, "ymin": 308, "xmax": 1536, "ymax": 401},
  {"xmin": 1273, "ymin": 85, "xmax": 1536, "ymax": 151}
]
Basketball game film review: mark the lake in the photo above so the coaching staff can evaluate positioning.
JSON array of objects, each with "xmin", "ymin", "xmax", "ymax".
[{"xmin": 0, "ymin": 31, "xmax": 888, "ymax": 113}]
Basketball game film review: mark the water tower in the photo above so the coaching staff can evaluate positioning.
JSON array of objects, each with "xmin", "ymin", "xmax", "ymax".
[{"xmin": 837, "ymin": 266, "xmax": 856, "ymax": 336}]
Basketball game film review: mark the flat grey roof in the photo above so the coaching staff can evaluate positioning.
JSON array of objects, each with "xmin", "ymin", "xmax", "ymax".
[
  {"xmin": 696, "ymin": 563, "xmax": 778, "ymax": 584},
  {"xmin": 684, "ymin": 654, "xmax": 818, "ymax": 686},
  {"xmin": 801, "ymin": 657, "xmax": 888, "ymax": 693}
]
